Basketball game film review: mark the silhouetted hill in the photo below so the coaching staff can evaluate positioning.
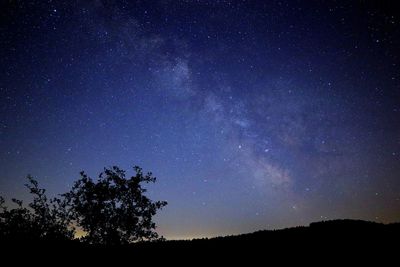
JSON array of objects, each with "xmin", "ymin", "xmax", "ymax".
[
  {"xmin": 130, "ymin": 219, "xmax": 398, "ymax": 251},
  {"xmin": 1, "ymin": 219, "xmax": 399, "ymax": 263}
]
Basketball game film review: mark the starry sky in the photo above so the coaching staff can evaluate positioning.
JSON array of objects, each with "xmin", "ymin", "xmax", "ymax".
[{"xmin": 1, "ymin": 0, "xmax": 400, "ymax": 239}]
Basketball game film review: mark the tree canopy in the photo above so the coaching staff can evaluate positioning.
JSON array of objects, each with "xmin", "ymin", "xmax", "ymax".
[
  {"xmin": 63, "ymin": 166, "xmax": 167, "ymax": 245},
  {"xmin": 0, "ymin": 175, "xmax": 74, "ymax": 242}
]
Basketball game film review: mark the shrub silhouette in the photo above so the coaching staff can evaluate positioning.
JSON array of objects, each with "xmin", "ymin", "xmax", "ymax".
[
  {"xmin": 0, "ymin": 165, "xmax": 167, "ymax": 245},
  {"xmin": 63, "ymin": 166, "xmax": 168, "ymax": 245},
  {"xmin": 0, "ymin": 175, "xmax": 74, "ymax": 242}
]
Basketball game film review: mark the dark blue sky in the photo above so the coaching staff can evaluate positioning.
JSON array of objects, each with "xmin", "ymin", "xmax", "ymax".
[{"xmin": 1, "ymin": 0, "xmax": 399, "ymax": 239}]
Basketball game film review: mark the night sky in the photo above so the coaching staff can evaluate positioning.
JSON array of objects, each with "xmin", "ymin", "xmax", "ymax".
[{"xmin": 1, "ymin": 0, "xmax": 400, "ymax": 239}]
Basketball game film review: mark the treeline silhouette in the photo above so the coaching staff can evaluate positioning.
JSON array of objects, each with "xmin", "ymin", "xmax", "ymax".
[
  {"xmin": 122, "ymin": 219, "xmax": 399, "ymax": 263},
  {"xmin": 1, "ymin": 165, "xmax": 399, "ymax": 262}
]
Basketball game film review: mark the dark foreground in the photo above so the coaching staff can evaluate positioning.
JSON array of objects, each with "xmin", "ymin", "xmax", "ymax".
[{"xmin": 1, "ymin": 219, "xmax": 399, "ymax": 263}]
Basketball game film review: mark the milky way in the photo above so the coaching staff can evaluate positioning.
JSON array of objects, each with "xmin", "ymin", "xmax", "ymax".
[{"xmin": 1, "ymin": 1, "xmax": 399, "ymax": 239}]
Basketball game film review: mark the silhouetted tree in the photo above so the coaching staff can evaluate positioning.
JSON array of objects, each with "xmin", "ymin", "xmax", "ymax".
[
  {"xmin": 24, "ymin": 175, "xmax": 74, "ymax": 241},
  {"xmin": 0, "ymin": 176, "xmax": 74, "ymax": 242},
  {"xmin": 1, "ymin": 165, "xmax": 167, "ymax": 245},
  {"xmin": 63, "ymin": 166, "xmax": 167, "ymax": 245}
]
